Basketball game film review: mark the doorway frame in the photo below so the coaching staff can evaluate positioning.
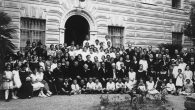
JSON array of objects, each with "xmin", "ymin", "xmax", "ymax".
[{"xmin": 59, "ymin": 9, "xmax": 97, "ymax": 44}]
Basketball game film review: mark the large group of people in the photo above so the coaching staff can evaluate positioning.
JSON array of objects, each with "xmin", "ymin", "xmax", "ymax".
[{"xmin": 1, "ymin": 36, "xmax": 195, "ymax": 102}]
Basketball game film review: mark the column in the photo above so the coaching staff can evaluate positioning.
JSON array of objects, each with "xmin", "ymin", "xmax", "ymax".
[
  {"xmin": 90, "ymin": 30, "xmax": 98, "ymax": 43},
  {"xmin": 59, "ymin": 28, "xmax": 65, "ymax": 44}
]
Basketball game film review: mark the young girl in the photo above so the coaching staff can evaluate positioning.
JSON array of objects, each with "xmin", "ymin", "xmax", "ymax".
[
  {"xmin": 2, "ymin": 65, "xmax": 14, "ymax": 101},
  {"xmin": 12, "ymin": 64, "xmax": 22, "ymax": 99},
  {"xmin": 128, "ymin": 68, "xmax": 136, "ymax": 83},
  {"xmin": 166, "ymin": 79, "xmax": 176, "ymax": 95},
  {"xmin": 137, "ymin": 79, "xmax": 147, "ymax": 97},
  {"xmin": 146, "ymin": 77, "xmax": 159, "ymax": 95}
]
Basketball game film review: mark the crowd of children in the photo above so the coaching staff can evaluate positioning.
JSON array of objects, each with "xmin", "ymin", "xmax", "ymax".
[{"xmin": 1, "ymin": 37, "xmax": 195, "ymax": 102}]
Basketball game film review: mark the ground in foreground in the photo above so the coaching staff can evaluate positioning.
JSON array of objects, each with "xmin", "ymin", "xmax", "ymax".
[{"xmin": 0, "ymin": 94, "xmax": 185, "ymax": 110}]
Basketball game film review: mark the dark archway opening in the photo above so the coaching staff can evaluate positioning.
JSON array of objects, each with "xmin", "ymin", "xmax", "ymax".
[{"xmin": 65, "ymin": 15, "xmax": 90, "ymax": 46}]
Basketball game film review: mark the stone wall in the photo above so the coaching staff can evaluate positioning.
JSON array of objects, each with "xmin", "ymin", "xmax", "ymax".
[{"xmin": 0, "ymin": 0, "xmax": 192, "ymax": 49}]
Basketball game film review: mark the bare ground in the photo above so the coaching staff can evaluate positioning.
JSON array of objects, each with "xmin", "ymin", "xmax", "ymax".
[{"xmin": 0, "ymin": 94, "xmax": 186, "ymax": 110}]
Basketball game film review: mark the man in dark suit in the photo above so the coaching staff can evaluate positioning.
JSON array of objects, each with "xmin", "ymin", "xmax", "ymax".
[
  {"xmin": 44, "ymin": 66, "xmax": 57, "ymax": 94},
  {"xmin": 53, "ymin": 62, "xmax": 65, "ymax": 94},
  {"xmin": 99, "ymin": 62, "xmax": 109, "ymax": 88},
  {"xmin": 80, "ymin": 63, "xmax": 91, "ymax": 82},
  {"xmin": 117, "ymin": 64, "xmax": 128, "ymax": 82},
  {"xmin": 85, "ymin": 55, "xmax": 93, "ymax": 70},
  {"xmin": 125, "ymin": 44, "xmax": 134, "ymax": 60},
  {"xmin": 70, "ymin": 60, "xmax": 81, "ymax": 80}
]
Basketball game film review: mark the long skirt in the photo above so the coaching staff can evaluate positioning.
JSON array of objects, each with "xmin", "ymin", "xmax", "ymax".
[{"xmin": 18, "ymin": 82, "xmax": 33, "ymax": 99}]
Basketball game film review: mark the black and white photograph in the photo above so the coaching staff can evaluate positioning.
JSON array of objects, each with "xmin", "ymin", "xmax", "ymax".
[{"xmin": 0, "ymin": 0, "xmax": 195, "ymax": 110}]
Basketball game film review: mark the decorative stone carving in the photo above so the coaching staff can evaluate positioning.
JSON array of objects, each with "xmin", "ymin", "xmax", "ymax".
[{"xmin": 20, "ymin": 4, "xmax": 47, "ymax": 19}]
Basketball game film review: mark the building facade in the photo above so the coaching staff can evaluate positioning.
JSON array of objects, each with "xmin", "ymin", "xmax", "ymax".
[{"xmin": 0, "ymin": 0, "xmax": 193, "ymax": 49}]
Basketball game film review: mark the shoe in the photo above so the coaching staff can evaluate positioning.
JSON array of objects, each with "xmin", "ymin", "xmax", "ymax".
[
  {"xmin": 46, "ymin": 93, "xmax": 51, "ymax": 97},
  {"xmin": 12, "ymin": 96, "xmax": 18, "ymax": 99},
  {"xmin": 48, "ymin": 91, "xmax": 52, "ymax": 95},
  {"xmin": 5, "ymin": 99, "xmax": 9, "ymax": 102},
  {"xmin": 41, "ymin": 93, "xmax": 48, "ymax": 98},
  {"xmin": 28, "ymin": 96, "xmax": 31, "ymax": 99}
]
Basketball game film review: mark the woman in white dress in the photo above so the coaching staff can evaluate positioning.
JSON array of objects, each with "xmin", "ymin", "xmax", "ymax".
[
  {"xmin": 30, "ymin": 67, "xmax": 46, "ymax": 97},
  {"xmin": 36, "ymin": 66, "xmax": 52, "ymax": 96},
  {"xmin": 12, "ymin": 64, "xmax": 22, "ymax": 99}
]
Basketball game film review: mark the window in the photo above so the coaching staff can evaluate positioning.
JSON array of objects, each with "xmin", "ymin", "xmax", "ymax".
[
  {"xmin": 20, "ymin": 17, "xmax": 46, "ymax": 49},
  {"xmin": 172, "ymin": 32, "xmax": 183, "ymax": 45},
  {"xmin": 172, "ymin": 0, "xmax": 181, "ymax": 9},
  {"xmin": 108, "ymin": 26, "xmax": 124, "ymax": 48}
]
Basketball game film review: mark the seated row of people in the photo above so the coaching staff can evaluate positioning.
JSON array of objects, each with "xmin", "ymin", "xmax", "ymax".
[{"xmin": 2, "ymin": 62, "xmax": 194, "ymax": 102}]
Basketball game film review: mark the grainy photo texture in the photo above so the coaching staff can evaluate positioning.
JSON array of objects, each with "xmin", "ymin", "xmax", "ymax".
[{"xmin": 0, "ymin": 0, "xmax": 195, "ymax": 110}]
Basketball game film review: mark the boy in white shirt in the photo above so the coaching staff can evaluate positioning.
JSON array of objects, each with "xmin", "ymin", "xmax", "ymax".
[
  {"xmin": 71, "ymin": 80, "xmax": 81, "ymax": 95},
  {"xmin": 94, "ymin": 79, "xmax": 103, "ymax": 93},
  {"xmin": 106, "ymin": 78, "xmax": 116, "ymax": 93},
  {"xmin": 166, "ymin": 79, "xmax": 176, "ymax": 95},
  {"xmin": 115, "ymin": 78, "xmax": 125, "ymax": 94},
  {"xmin": 125, "ymin": 78, "xmax": 136, "ymax": 92},
  {"xmin": 86, "ymin": 78, "xmax": 95, "ymax": 94}
]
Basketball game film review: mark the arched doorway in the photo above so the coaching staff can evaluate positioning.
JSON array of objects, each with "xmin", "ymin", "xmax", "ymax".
[{"xmin": 65, "ymin": 15, "xmax": 90, "ymax": 46}]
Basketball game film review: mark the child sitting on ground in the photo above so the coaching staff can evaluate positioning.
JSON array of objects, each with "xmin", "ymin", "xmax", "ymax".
[
  {"xmin": 79, "ymin": 79, "xmax": 86, "ymax": 94},
  {"xmin": 161, "ymin": 82, "xmax": 168, "ymax": 95},
  {"xmin": 137, "ymin": 79, "xmax": 147, "ymax": 97},
  {"xmin": 166, "ymin": 79, "xmax": 176, "ymax": 95},
  {"xmin": 71, "ymin": 80, "xmax": 81, "ymax": 95},
  {"xmin": 125, "ymin": 78, "xmax": 136, "ymax": 93},
  {"xmin": 146, "ymin": 77, "xmax": 159, "ymax": 95},
  {"xmin": 63, "ymin": 79, "xmax": 71, "ymax": 95},
  {"xmin": 86, "ymin": 78, "xmax": 95, "ymax": 94},
  {"xmin": 94, "ymin": 79, "xmax": 103, "ymax": 94},
  {"xmin": 180, "ymin": 79, "xmax": 194, "ymax": 95},
  {"xmin": 106, "ymin": 78, "xmax": 115, "ymax": 94},
  {"xmin": 115, "ymin": 78, "xmax": 125, "ymax": 94}
]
